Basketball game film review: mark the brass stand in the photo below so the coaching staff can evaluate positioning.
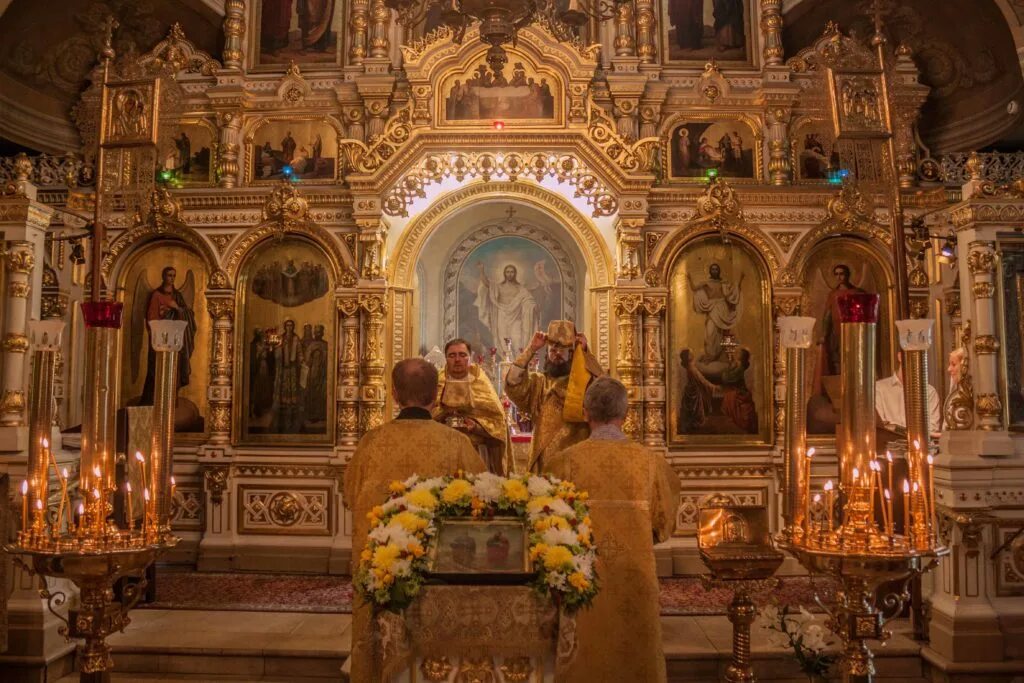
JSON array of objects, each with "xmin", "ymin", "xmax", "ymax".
[{"xmin": 702, "ymin": 576, "xmax": 780, "ymax": 683}]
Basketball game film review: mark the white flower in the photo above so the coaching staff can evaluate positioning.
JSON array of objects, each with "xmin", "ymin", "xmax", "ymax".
[
  {"xmin": 402, "ymin": 474, "xmax": 421, "ymax": 488},
  {"xmin": 545, "ymin": 572, "xmax": 567, "ymax": 589},
  {"xmin": 546, "ymin": 498, "xmax": 575, "ymax": 517},
  {"xmin": 572, "ymin": 552, "xmax": 595, "ymax": 577},
  {"xmin": 391, "ymin": 558, "xmax": 413, "ymax": 577},
  {"xmin": 800, "ymin": 622, "xmax": 828, "ymax": 652},
  {"xmin": 381, "ymin": 498, "xmax": 403, "ymax": 514},
  {"xmin": 368, "ymin": 522, "xmax": 417, "ymax": 549},
  {"xmin": 541, "ymin": 527, "xmax": 578, "ymax": 547},
  {"xmin": 412, "ymin": 477, "xmax": 445, "ymax": 493},
  {"xmin": 472, "ymin": 473, "xmax": 503, "ymax": 502},
  {"xmin": 765, "ymin": 629, "xmax": 791, "ymax": 649},
  {"xmin": 527, "ymin": 475, "xmax": 555, "ymax": 497}
]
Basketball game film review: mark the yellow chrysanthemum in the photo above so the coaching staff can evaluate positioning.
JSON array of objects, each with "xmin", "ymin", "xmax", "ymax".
[
  {"xmin": 405, "ymin": 488, "xmax": 439, "ymax": 510},
  {"xmin": 381, "ymin": 573, "xmax": 395, "ymax": 587},
  {"xmin": 568, "ymin": 571, "xmax": 590, "ymax": 591},
  {"xmin": 527, "ymin": 496, "xmax": 556, "ymax": 515},
  {"xmin": 502, "ymin": 479, "xmax": 529, "ymax": 502},
  {"xmin": 388, "ymin": 481, "xmax": 407, "ymax": 494},
  {"xmin": 393, "ymin": 511, "xmax": 428, "ymax": 532},
  {"xmin": 534, "ymin": 516, "xmax": 570, "ymax": 532},
  {"xmin": 407, "ymin": 542, "xmax": 425, "ymax": 557},
  {"xmin": 366, "ymin": 505, "xmax": 385, "ymax": 521},
  {"xmin": 543, "ymin": 545, "xmax": 575, "ymax": 570},
  {"xmin": 530, "ymin": 542, "xmax": 549, "ymax": 561},
  {"xmin": 360, "ymin": 548, "xmax": 373, "ymax": 563},
  {"xmin": 577, "ymin": 532, "xmax": 591, "ymax": 547},
  {"xmin": 372, "ymin": 543, "xmax": 402, "ymax": 569},
  {"xmin": 442, "ymin": 479, "xmax": 473, "ymax": 503}
]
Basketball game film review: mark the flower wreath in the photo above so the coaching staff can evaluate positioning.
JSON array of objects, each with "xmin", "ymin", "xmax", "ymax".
[{"xmin": 354, "ymin": 472, "xmax": 599, "ymax": 613}]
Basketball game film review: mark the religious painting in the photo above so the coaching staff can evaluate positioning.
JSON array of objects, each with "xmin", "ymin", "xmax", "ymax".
[
  {"xmin": 238, "ymin": 236, "xmax": 334, "ymax": 444},
  {"xmin": 102, "ymin": 80, "xmax": 160, "ymax": 147},
  {"xmin": 455, "ymin": 236, "xmax": 567, "ymax": 360},
  {"xmin": 157, "ymin": 122, "xmax": 215, "ymax": 186},
  {"xmin": 668, "ymin": 119, "xmax": 759, "ymax": 180},
  {"xmin": 120, "ymin": 243, "xmax": 210, "ymax": 435},
  {"xmin": 248, "ymin": 120, "xmax": 338, "ymax": 183},
  {"xmin": 792, "ymin": 124, "xmax": 839, "ymax": 182},
  {"xmin": 662, "ymin": 0, "xmax": 751, "ymax": 64},
  {"xmin": 428, "ymin": 518, "xmax": 530, "ymax": 578},
  {"xmin": 440, "ymin": 55, "xmax": 560, "ymax": 125},
  {"xmin": 256, "ymin": 0, "xmax": 342, "ymax": 66},
  {"xmin": 668, "ymin": 236, "xmax": 772, "ymax": 445},
  {"xmin": 799, "ymin": 238, "xmax": 894, "ymax": 438}
]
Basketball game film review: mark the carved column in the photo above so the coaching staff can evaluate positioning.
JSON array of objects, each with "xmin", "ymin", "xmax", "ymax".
[
  {"xmin": 337, "ymin": 297, "xmax": 361, "ymax": 446},
  {"xmin": 772, "ymin": 295, "xmax": 802, "ymax": 439},
  {"xmin": 1, "ymin": 243, "xmax": 34, "ymax": 426},
  {"xmin": 638, "ymin": 101, "xmax": 661, "ymax": 140},
  {"xmin": 641, "ymin": 296, "xmax": 666, "ymax": 446},
  {"xmin": 760, "ymin": 0, "xmax": 784, "ymax": 66},
  {"xmin": 368, "ymin": 0, "xmax": 390, "ymax": 59},
  {"xmin": 216, "ymin": 111, "xmax": 243, "ymax": 189},
  {"xmin": 613, "ymin": 2, "xmax": 635, "ymax": 57},
  {"xmin": 614, "ymin": 293, "xmax": 643, "ymax": 441},
  {"xmin": 364, "ymin": 97, "xmax": 391, "ymax": 141},
  {"xmin": 348, "ymin": 0, "xmax": 370, "ymax": 65},
  {"xmin": 635, "ymin": 0, "xmax": 656, "ymax": 64},
  {"xmin": 344, "ymin": 104, "xmax": 366, "ymax": 143},
  {"xmin": 615, "ymin": 217, "xmax": 644, "ymax": 283},
  {"xmin": 206, "ymin": 297, "xmax": 235, "ymax": 445},
  {"xmin": 222, "ymin": 0, "xmax": 246, "ymax": 69},
  {"xmin": 765, "ymin": 106, "xmax": 792, "ymax": 186},
  {"xmin": 611, "ymin": 96, "xmax": 639, "ymax": 141},
  {"xmin": 966, "ymin": 243, "xmax": 1001, "ymax": 430},
  {"xmin": 358, "ymin": 219, "xmax": 387, "ymax": 281},
  {"xmin": 359, "ymin": 294, "xmax": 387, "ymax": 434}
]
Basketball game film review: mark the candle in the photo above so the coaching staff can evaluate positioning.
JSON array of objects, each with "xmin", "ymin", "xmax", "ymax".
[
  {"xmin": 56, "ymin": 465, "xmax": 69, "ymax": 538},
  {"xmin": 20, "ymin": 480, "xmax": 28, "ymax": 534},
  {"xmin": 886, "ymin": 451, "xmax": 894, "ymax": 509},
  {"xmin": 824, "ymin": 480, "xmax": 834, "ymax": 532},
  {"xmin": 126, "ymin": 482, "xmax": 134, "ymax": 531},
  {"xmin": 804, "ymin": 448, "xmax": 815, "ymax": 536},
  {"xmin": 902, "ymin": 479, "xmax": 911, "ymax": 537},
  {"xmin": 143, "ymin": 487, "xmax": 152, "ymax": 534},
  {"xmin": 34, "ymin": 499, "xmax": 43, "ymax": 534},
  {"xmin": 870, "ymin": 460, "xmax": 885, "ymax": 531},
  {"xmin": 926, "ymin": 454, "xmax": 936, "ymax": 541},
  {"xmin": 76, "ymin": 503, "xmax": 85, "ymax": 539},
  {"xmin": 884, "ymin": 488, "xmax": 894, "ymax": 537}
]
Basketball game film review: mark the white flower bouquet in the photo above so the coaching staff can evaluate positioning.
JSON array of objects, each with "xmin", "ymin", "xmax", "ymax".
[{"xmin": 756, "ymin": 603, "xmax": 835, "ymax": 679}]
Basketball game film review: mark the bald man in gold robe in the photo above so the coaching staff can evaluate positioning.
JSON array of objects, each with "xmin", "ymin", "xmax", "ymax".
[
  {"xmin": 343, "ymin": 358, "xmax": 484, "ymax": 682},
  {"xmin": 545, "ymin": 377, "xmax": 679, "ymax": 683},
  {"xmin": 433, "ymin": 338, "xmax": 511, "ymax": 474},
  {"xmin": 504, "ymin": 320, "xmax": 604, "ymax": 472}
]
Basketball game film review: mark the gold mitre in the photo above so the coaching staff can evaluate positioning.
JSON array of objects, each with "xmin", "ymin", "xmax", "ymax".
[
  {"xmin": 441, "ymin": 378, "xmax": 475, "ymax": 412},
  {"xmin": 547, "ymin": 320, "xmax": 576, "ymax": 348}
]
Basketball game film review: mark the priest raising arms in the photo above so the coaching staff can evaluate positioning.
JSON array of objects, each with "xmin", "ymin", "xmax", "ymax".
[
  {"xmin": 433, "ymin": 338, "xmax": 512, "ymax": 474},
  {"xmin": 545, "ymin": 377, "xmax": 679, "ymax": 683},
  {"xmin": 343, "ymin": 358, "xmax": 484, "ymax": 683},
  {"xmin": 504, "ymin": 320, "xmax": 604, "ymax": 472}
]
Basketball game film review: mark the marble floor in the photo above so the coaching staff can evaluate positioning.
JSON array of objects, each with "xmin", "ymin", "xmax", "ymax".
[{"xmin": 50, "ymin": 609, "xmax": 925, "ymax": 682}]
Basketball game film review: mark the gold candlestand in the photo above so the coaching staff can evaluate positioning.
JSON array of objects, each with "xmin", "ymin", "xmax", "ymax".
[
  {"xmin": 778, "ymin": 316, "xmax": 816, "ymax": 544},
  {"xmin": 699, "ymin": 506, "xmax": 784, "ymax": 683},
  {"xmin": 780, "ymin": 294, "xmax": 947, "ymax": 683}
]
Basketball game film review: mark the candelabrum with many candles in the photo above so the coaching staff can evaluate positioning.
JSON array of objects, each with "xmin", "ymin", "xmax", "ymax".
[{"xmin": 778, "ymin": 296, "xmax": 948, "ymax": 683}]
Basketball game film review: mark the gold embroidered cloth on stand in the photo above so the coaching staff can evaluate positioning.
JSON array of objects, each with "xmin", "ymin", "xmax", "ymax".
[
  {"xmin": 434, "ymin": 366, "xmax": 511, "ymax": 474},
  {"xmin": 375, "ymin": 585, "xmax": 575, "ymax": 682}
]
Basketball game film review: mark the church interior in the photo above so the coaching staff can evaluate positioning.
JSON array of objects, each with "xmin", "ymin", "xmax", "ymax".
[{"xmin": 2, "ymin": 0, "xmax": 1024, "ymax": 680}]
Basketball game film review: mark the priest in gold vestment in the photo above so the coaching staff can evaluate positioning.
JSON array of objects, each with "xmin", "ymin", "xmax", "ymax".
[
  {"xmin": 343, "ymin": 358, "xmax": 484, "ymax": 682},
  {"xmin": 433, "ymin": 338, "xmax": 511, "ymax": 474},
  {"xmin": 504, "ymin": 321, "xmax": 604, "ymax": 472},
  {"xmin": 545, "ymin": 377, "xmax": 679, "ymax": 683}
]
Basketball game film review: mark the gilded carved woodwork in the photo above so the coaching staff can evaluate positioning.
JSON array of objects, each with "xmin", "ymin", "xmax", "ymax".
[
  {"xmin": 973, "ymin": 335, "xmax": 999, "ymax": 355},
  {"xmin": 967, "ymin": 247, "xmax": 997, "ymax": 275},
  {"xmin": 0, "ymin": 389, "xmax": 26, "ymax": 419},
  {"xmin": 9, "ymin": 281, "xmax": 29, "ymax": 298},
  {"xmin": 587, "ymin": 99, "xmax": 659, "ymax": 174},
  {"xmin": 1, "ymin": 334, "xmax": 29, "ymax": 354},
  {"xmin": 204, "ymin": 466, "xmax": 230, "ymax": 505},
  {"xmin": 4, "ymin": 247, "xmax": 34, "ymax": 274}
]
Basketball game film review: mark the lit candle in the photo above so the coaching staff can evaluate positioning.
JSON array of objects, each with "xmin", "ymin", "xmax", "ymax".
[
  {"xmin": 886, "ymin": 451, "xmax": 894, "ymax": 508},
  {"xmin": 870, "ymin": 460, "xmax": 885, "ymax": 531},
  {"xmin": 143, "ymin": 487, "xmax": 151, "ymax": 532},
  {"xmin": 20, "ymin": 480, "xmax": 28, "ymax": 534},
  {"xmin": 76, "ymin": 503, "xmax": 85, "ymax": 539},
  {"xmin": 824, "ymin": 480, "xmax": 834, "ymax": 532},
  {"xmin": 902, "ymin": 479, "xmax": 911, "ymax": 537},
  {"xmin": 92, "ymin": 487, "xmax": 102, "ymax": 536},
  {"xmin": 804, "ymin": 448, "xmax": 815, "ymax": 536},
  {"xmin": 884, "ymin": 488, "xmax": 894, "ymax": 537},
  {"xmin": 126, "ymin": 482, "xmax": 134, "ymax": 531},
  {"xmin": 926, "ymin": 454, "xmax": 936, "ymax": 541},
  {"xmin": 56, "ymin": 466, "xmax": 69, "ymax": 537}
]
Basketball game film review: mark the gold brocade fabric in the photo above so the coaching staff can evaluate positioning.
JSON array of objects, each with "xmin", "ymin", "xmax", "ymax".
[
  {"xmin": 375, "ymin": 585, "xmax": 572, "ymax": 681},
  {"xmin": 503, "ymin": 350, "xmax": 603, "ymax": 472},
  {"xmin": 544, "ymin": 439, "xmax": 680, "ymax": 683},
  {"xmin": 433, "ymin": 366, "xmax": 511, "ymax": 474},
  {"xmin": 343, "ymin": 419, "xmax": 485, "ymax": 683}
]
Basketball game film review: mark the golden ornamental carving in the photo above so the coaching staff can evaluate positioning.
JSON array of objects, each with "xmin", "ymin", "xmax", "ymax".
[
  {"xmin": 339, "ymin": 102, "xmax": 417, "ymax": 175},
  {"xmin": 103, "ymin": 215, "xmax": 221, "ymax": 288},
  {"xmin": 977, "ymin": 178, "xmax": 1024, "ymax": 199},
  {"xmin": 262, "ymin": 182, "xmax": 311, "ymax": 231},
  {"xmin": 613, "ymin": 293, "xmax": 643, "ymax": 316},
  {"xmin": 9, "ymin": 281, "xmax": 30, "ymax": 298},
  {"xmin": 337, "ymin": 298, "xmax": 360, "ymax": 318},
  {"xmin": 909, "ymin": 297, "xmax": 929, "ymax": 319},
  {"xmin": 972, "ymin": 282, "xmax": 995, "ymax": 299},
  {"xmin": 209, "ymin": 233, "xmax": 237, "ymax": 255},
  {"xmin": 41, "ymin": 292, "xmax": 68, "ymax": 319},
  {"xmin": 787, "ymin": 21, "xmax": 877, "ymax": 73},
  {"xmin": 209, "ymin": 270, "xmax": 230, "ymax": 290},
  {"xmin": 267, "ymin": 492, "xmax": 302, "ymax": 526},
  {"xmin": 143, "ymin": 187, "xmax": 185, "ymax": 232},
  {"xmin": 206, "ymin": 299, "xmax": 235, "ymax": 321},
  {"xmin": 359, "ymin": 294, "xmax": 387, "ymax": 317},
  {"xmin": 973, "ymin": 335, "xmax": 999, "ymax": 355},
  {"xmin": 908, "ymin": 265, "xmax": 929, "ymax": 287},
  {"xmin": 382, "ymin": 151, "xmax": 618, "ymax": 218},
  {"xmin": 4, "ymin": 248, "xmax": 34, "ymax": 274},
  {"xmin": 498, "ymin": 657, "xmax": 533, "ymax": 682},
  {"xmin": 204, "ymin": 466, "xmax": 231, "ymax": 504},
  {"xmin": 138, "ymin": 22, "xmax": 221, "ymax": 76},
  {"xmin": 643, "ymin": 406, "xmax": 665, "ymax": 435},
  {"xmin": 965, "ymin": 151, "xmax": 985, "ymax": 181},
  {"xmin": 0, "ymin": 389, "xmax": 26, "ymax": 416},
  {"xmin": 771, "ymin": 231, "xmax": 799, "ymax": 252},
  {"xmin": 642, "ymin": 296, "xmax": 666, "ymax": 317},
  {"xmin": 623, "ymin": 406, "xmax": 642, "ymax": 440},
  {"xmin": 420, "ymin": 657, "xmax": 454, "ymax": 681},
  {"xmin": 967, "ymin": 248, "xmax": 996, "ymax": 276},
  {"xmin": 976, "ymin": 393, "xmax": 1003, "ymax": 421},
  {"xmin": 944, "ymin": 342, "xmax": 974, "ymax": 432},
  {"xmin": 209, "ymin": 405, "xmax": 231, "ymax": 434},
  {"xmin": 337, "ymin": 405, "xmax": 359, "ymax": 434},
  {"xmin": 945, "ymin": 290, "xmax": 961, "ymax": 317},
  {"xmin": 586, "ymin": 98, "xmax": 659, "ymax": 174},
  {"xmin": 2, "ymin": 334, "xmax": 29, "ymax": 354},
  {"xmin": 643, "ymin": 268, "xmax": 661, "ymax": 287},
  {"xmin": 695, "ymin": 176, "xmax": 744, "ymax": 225},
  {"xmin": 824, "ymin": 182, "xmax": 875, "ymax": 231},
  {"xmin": 454, "ymin": 657, "xmax": 495, "ymax": 683},
  {"xmin": 773, "ymin": 297, "xmax": 801, "ymax": 317}
]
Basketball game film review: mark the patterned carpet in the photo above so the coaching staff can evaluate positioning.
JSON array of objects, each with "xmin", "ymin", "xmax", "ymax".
[{"xmin": 142, "ymin": 569, "xmax": 835, "ymax": 616}]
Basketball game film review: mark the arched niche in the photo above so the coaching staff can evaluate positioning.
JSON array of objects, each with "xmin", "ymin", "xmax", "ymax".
[
  {"xmin": 389, "ymin": 180, "xmax": 615, "ymax": 367},
  {"xmin": 233, "ymin": 234, "xmax": 336, "ymax": 445},
  {"xmin": 666, "ymin": 233, "xmax": 774, "ymax": 446},
  {"xmin": 114, "ymin": 239, "xmax": 212, "ymax": 437}
]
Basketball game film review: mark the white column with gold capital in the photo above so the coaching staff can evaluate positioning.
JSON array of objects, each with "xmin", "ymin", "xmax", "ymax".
[
  {"xmin": 779, "ymin": 316, "xmax": 815, "ymax": 542},
  {"xmin": 148, "ymin": 319, "xmax": 188, "ymax": 540}
]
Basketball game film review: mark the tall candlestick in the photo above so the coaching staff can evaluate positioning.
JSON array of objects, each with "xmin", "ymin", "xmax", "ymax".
[
  {"xmin": 20, "ymin": 480, "xmax": 28, "ymax": 534},
  {"xmin": 824, "ymin": 480, "xmax": 835, "ymax": 532},
  {"xmin": 886, "ymin": 451, "xmax": 894, "ymax": 510},
  {"xmin": 902, "ymin": 479, "xmax": 911, "ymax": 537},
  {"xmin": 926, "ymin": 454, "xmax": 936, "ymax": 540},
  {"xmin": 143, "ymin": 488, "xmax": 152, "ymax": 535},
  {"xmin": 884, "ymin": 488, "xmax": 894, "ymax": 537},
  {"xmin": 803, "ymin": 447, "xmax": 815, "ymax": 537}
]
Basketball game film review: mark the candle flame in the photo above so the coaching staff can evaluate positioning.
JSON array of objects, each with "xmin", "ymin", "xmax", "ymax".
[
  {"xmin": 78, "ymin": 503, "xmax": 85, "ymax": 515},
  {"xmin": 92, "ymin": 466, "xmax": 101, "ymax": 477},
  {"xmin": 813, "ymin": 493, "xmax": 822, "ymax": 503},
  {"xmin": 144, "ymin": 488, "xmax": 151, "ymax": 501},
  {"xmin": 20, "ymin": 480, "xmax": 27, "ymax": 495},
  {"xmin": 41, "ymin": 437, "xmax": 49, "ymax": 448},
  {"xmin": 853, "ymin": 467, "xmax": 860, "ymax": 480},
  {"xmin": 35, "ymin": 499, "xmax": 42, "ymax": 510},
  {"xmin": 135, "ymin": 451, "xmax": 144, "ymax": 462},
  {"xmin": 62, "ymin": 468, "xmax": 68, "ymax": 478},
  {"xmin": 903, "ymin": 479, "xmax": 910, "ymax": 493},
  {"xmin": 927, "ymin": 454, "xmax": 934, "ymax": 465},
  {"xmin": 824, "ymin": 480, "xmax": 834, "ymax": 492},
  {"xmin": 913, "ymin": 481, "xmax": 920, "ymax": 493},
  {"xmin": 886, "ymin": 451, "xmax": 893, "ymax": 463},
  {"xmin": 884, "ymin": 489, "xmax": 891, "ymax": 500},
  {"xmin": 807, "ymin": 447, "xmax": 816, "ymax": 458},
  {"xmin": 171, "ymin": 476, "xmax": 176, "ymax": 486},
  {"xmin": 126, "ymin": 482, "xmax": 132, "ymax": 493},
  {"xmin": 92, "ymin": 488, "xmax": 100, "ymax": 499},
  {"xmin": 913, "ymin": 439, "xmax": 921, "ymax": 450}
]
